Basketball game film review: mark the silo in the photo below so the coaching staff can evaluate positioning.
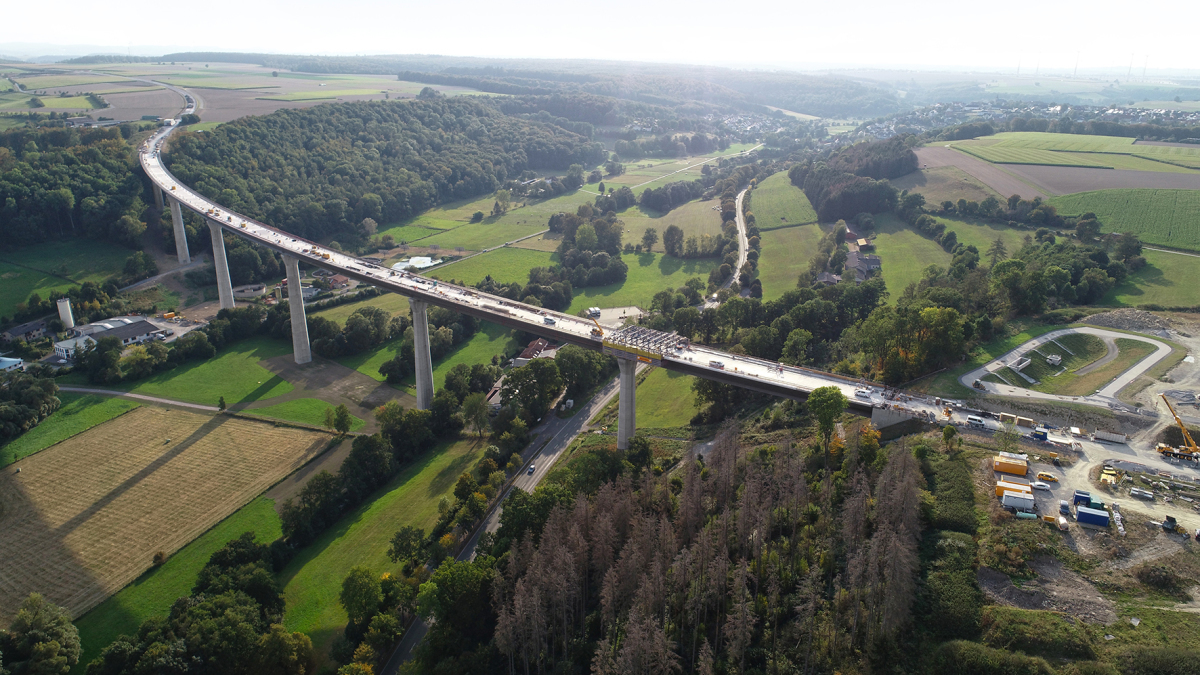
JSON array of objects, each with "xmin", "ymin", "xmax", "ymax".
[{"xmin": 57, "ymin": 298, "xmax": 75, "ymax": 329}]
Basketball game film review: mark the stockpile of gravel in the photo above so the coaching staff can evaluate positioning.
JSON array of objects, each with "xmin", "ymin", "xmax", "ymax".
[{"xmin": 1084, "ymin": 309, "xmax": 1172, "ymax": 334}]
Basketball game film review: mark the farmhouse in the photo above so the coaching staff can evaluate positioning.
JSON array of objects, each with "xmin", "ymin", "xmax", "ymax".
[
  {"xmin": 513, "ymin": 337, "xmax": 557, "ymax": 367},
  {"xmin": 2, "ymin": 319, "xmax": 49, "ymax": 343},
  {"xmin": 845, "ymin": 251, "xmax": 882, "ymax": 281},
  {"xmin": 815, "ymin": 271, "xmax": 842, "ymax": 286},
  {"xmin": 328, "ymin": 274, "xmax": 351, "ymax": 289}
]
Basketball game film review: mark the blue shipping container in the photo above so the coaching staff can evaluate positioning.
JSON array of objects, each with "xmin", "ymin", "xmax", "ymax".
[
  {"xmin": 1073, "ymin": 490, "xmax": 1092, "ymax": 506},
  {"xmin": 1076, "ymin": 505, "xmax": 1109, "ymax": 527}
]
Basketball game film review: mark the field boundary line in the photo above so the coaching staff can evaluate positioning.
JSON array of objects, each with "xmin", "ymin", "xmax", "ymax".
[{"xmin": 631, "ymin": 144, "xmax": 764, "ymax": 189}]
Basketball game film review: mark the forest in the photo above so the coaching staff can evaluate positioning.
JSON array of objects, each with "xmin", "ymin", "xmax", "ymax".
[
  {"xmin": 0, "ymin": 125, "xmax": 148, "ymax": 246},
  {"xmin": 164, "ymin": 98, "xmax": 607, "ymax": 245},
  {"xmin": 825, "ymin": 136, "xmax": 918, "ymax": 181}
]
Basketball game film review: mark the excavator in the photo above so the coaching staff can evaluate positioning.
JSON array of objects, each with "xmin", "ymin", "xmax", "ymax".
[{"xmin": 1157, "ymin": 394, "xmax": 1199, "ymax": 462}]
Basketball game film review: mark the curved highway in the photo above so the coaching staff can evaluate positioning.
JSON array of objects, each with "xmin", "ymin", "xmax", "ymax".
[{"xmin": 139, "ymin": 121, "xmax": 877, "ymax": 411}]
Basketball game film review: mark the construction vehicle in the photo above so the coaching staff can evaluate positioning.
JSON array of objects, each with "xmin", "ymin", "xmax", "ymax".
[
  {"xmin": 589, "ymin": 317, "xmax": 604, "ymax": 338},
  {"xmin": 1162, "ymin": 515, "xmax": 1187, "ymax": 535},
  {"xmin": 1157, "ymin": 394, "xmax": 1199, "ymax": 461}
]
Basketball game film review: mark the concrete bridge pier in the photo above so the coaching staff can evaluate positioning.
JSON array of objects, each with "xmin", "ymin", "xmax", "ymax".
[
  {"xmin": 410, "ymin": 298, "xmax": 435, "ymax": 410},
  {"xmin": 283, "ymin": 255, "xmax": 312, "ymax": 364},
  {"xmin": 617, "ymin": 359, "xmax": 636, "ymax": 450},
  {"xmin": 207, "ymin": 222, "xmax": 235, "ymax": 310},
  {"xmin": 168, "ymin": 197, "xmax": 190, "ymax": 264},
  {"xmin": 154, "ymin": 186, "xmax": 164, "ymax": 210}
]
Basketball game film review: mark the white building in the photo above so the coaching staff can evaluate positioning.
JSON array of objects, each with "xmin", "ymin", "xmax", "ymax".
[
  {"xmin": 391, "ymin": 256, "xmax": 442, "ymax": 271},
  {"xmin": 55, "ymin": 317, "xmax": 157, "ymax": 360},
  {"xmin": 55, "ymin": 335, "xmax": 96, "ymax": 360},
  {"xmin": 0, "ymin": 356, "xmax": 24, "ymax": 372}
]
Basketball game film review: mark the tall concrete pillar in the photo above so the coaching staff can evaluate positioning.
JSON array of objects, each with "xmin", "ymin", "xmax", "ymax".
[
  {"xmin": 283, "ymin": 255, "xmax": 312, "ymax": 364},
  {"xmin": 169, "ymin": 197, "xmax": 190, "ymax": 264},
  {"xmin": 410, "ymin": 297, "xmax": 434, "ymax": 410},
  {"xmin": 153, "ymin": 186, "xmax": 163, "ymax": 210},
  {"xmin": 617, "ymin": 359, "xmax": 637, "ymax": 450},
  {"xmin": 207, "ymin": 221, "xmax": 235, "ymax": 310}
]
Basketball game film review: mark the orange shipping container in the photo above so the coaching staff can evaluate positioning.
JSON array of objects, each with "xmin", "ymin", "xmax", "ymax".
[
  {"xmin": 1017, "ymin": 416, "xmax": 1035, "ymax": 428},
  {"xmin": 995, "ymin": 481, "xmax": 1033, "ymax": 497},
  {"xmin": 994, "ymin": 456, "xmax": 1028, "ymax": 476}
]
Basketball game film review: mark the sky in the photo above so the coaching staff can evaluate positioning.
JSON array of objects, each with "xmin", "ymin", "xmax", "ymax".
[{"xmin": 5, "ymin": 0, "xmax": 1200, "ymax": 73}]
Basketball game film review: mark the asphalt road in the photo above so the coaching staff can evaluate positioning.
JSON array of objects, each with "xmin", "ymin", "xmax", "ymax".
[{"xmin": 379, "ymin": 368, "xmax": 631, "ymax": 675}]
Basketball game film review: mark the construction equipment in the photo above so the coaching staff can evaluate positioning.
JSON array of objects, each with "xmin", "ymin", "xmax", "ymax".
[
  {"xmin": 1157, "ymin": 394, "xmax": 1199, "ymax": 461},
  {"xmin": 589, "ymin": 317, "xmax": 604, "ymax": 338},
  {"xmin": 1162, "ymin": 516, "xmax": 1187, "ymax": 535}
]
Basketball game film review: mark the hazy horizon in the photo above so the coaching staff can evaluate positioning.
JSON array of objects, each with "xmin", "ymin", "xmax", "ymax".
[{"xmin": 5, "ymin": 0, "xmax": 1200, "ymax": 75}]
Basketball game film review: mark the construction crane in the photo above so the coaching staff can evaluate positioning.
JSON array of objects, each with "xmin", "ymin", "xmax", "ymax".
[
  {"xmin": 590, "ymin": 317, "xmax": 604, "ymax": 338},
  {"xmin": 1157, "ymin": 394, "xmax": 1199, "ymax": 461}
]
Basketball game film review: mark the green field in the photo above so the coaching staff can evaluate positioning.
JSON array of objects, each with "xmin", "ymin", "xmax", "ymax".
[
  {"xmin": 0, "ymin": 92, "xmax": 37, "ymax": 110},
  {"xmin": 616, "ymin": 198, "xmax": 725, "ymax": 251},
  {"xmin": 381, "ymin": 225, "xmax": 443, "ymax": 244},
  {"xmin": 906, "ymin": 321, "xmax": 1066, "ymax": 397},
  {"xmin": 415, "ymin": 220, "xmax": 547, "ymax": 251},
  {"xmin": 951, "ymin": 132, "xmax": 1200, "ymax": 171},
  {"xmin": 281, "ymin": 436, "xmax": 487, "ymax": 663},
  {"xmin": 432, "ymin": 247, "xmax": 552, "ymax": 286},
  {"xmin": 257, "ymin": 89, "xmax": 390, "ymax": 102},
  {"xmin": 0, "ymin": 239, "xmax": 134, "ymax": 315},
  {"xmin": 757, "ymin": 224, "xmax": 823, "ymax": 300},
  {"xmin": 634, "ymin": 368, "xmax": 697, "ymax": 429},
  {"xmin": 1104, "ymin": 249, "xmax": 1200, "ymax": 308},
  {"xmin": 1049, "ymin": 189, "xmax": 1200, "ymax": 252},
  {"xmin": 990, "ymin": 332, "xmax": 1106, "ymax": 394},
  {"xmin": 72, "ymin": 497, "xmax": 282, "ymax": 674},
  {"xmin": 244, "ymin": 398, "xmax": 364, "ymax": 431},
  {"xmin": 62, "ymin": 336, "xmax": 294, "ymax": 406},
  {"xmin": 378, "ymin": 188, "xmax": 595, "ymax": 247},
  {"xmin": 567, "ymin": 253, "xmax": 718, "ymax": 313},
  {"xmin": 186, "ymin": 121, "xmax": 223, "ymax": 133},
  {"xmin": 36, "ymin": 95, "xmax": 103, "ymax": 110},
  {"xmin": 0, "ymin": 393, "xmax": 138, "ymax": 469},
  {"xmin": 751, "ymin": 172, "xmax": 819, "ymax": 230},
  {"xmin": 312, "ymin": 292, "xmax": 414, "ymax": 324},
  {"xmin": 930, "ymin": 214, "xmax": 1029, "ymax": 255},
  {"xmin": 869, "ymin": 214, "xmax": 953, "ymax": 299},
  {"xmin": 14, "ymin": 74, "xmax": 122, "ymax": 89}
]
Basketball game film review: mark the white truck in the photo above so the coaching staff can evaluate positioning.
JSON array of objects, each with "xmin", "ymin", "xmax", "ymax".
[{"xmin": 1001, "ymin": 490, "xmax": 1036, "ymax": 513}]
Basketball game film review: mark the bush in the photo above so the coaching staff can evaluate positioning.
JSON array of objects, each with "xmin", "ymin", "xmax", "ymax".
[
  {"xmin": 1116, "ymin": 646, "xmax": 1200, "ymax": 675},
  {"xmin": 980, "ymin": 606, "xmax": 1095, "ymax": 659},
  {"xmin": 923, "ymin": 570, "xmax": 983, "ymax": 639},
  {"xmin": 1135, "ymin": 565, "xmax": 1187, "ymax": 595},
  {"xmin": 929, "ymin": 640, "xmax": 1055, "ymax": 675},
  {"xmin": 1058, "ymin": 663, "xmax": 1119, "ymax": 675}
]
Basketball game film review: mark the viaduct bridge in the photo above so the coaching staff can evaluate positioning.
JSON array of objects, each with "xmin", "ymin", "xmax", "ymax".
[{"xmin": 141, "ymin": 121, "xmax": 873, "ymax": 448}]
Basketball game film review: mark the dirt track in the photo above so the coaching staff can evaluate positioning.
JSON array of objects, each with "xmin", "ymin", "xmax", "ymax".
[
  {"xmin": 915, "ymin": 146, "xmax": 1045, "ymax": 200},
  {"xmin": 1002, "ymin": 164, "xmax": 1200, "ymax": 195}
]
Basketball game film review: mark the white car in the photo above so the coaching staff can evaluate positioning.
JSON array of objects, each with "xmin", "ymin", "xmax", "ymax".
[
  {"xmin": 1031, "ymin": 481, "xmax": 1052, "ymax": 491},
  {"xmin": 854, "ymin": 388, "xmax": 872, "ymax": 400},
  {"xmin": 527, "ymin": 465, "xmax": 536, "ymax": 475}
]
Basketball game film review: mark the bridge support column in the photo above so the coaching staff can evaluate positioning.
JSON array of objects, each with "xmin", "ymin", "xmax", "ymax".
[
  {"xmin": 154, "ymin": 186, "xmax": 163, "ymax": 210},
  {"xmin": 207, "ymin": 221, "xmax": 235, "ymax": 310},
  {"xmin": 168, "ymin": 197, "xmax": 190, "ymax": 265},
  {"xmin": 617, "ymin": 359, "xmax": 636, "ymax": 450},
  {"xmin": 410, "ymin": 298, "xmax": 435, "ymax": 410},
  {"xmin": 283, "ymin": 255, "xmax": 311, "ymax": 365}
]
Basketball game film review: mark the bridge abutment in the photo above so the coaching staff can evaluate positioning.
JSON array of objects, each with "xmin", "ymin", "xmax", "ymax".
[
  {"xmin": 283, "ymin": 255, "xmax": 312, "ymax": 364},
  {"xmin": 208, "ymin": 222, "xmax": 235, "ymax": 310},
  {"xmin": 617, "ymin": 359, "xmax": 636, "ymax": 450},
  {"xmin": 410, "ymin": 298, "xmax": 434, "ymax": 410},
  {"xmin": 168, "ymin": 197, "xmax": 190, "ymax": 265}
]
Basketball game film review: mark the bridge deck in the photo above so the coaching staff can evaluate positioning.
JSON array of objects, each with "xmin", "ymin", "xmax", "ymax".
[{"xmin": 140, "ymin": 125, "xmax": 873, "ymax": 412}]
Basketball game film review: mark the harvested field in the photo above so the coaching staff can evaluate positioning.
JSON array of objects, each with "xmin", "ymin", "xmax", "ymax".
[
  {"xmin": 891, "ymin": 165, "xmax": 1001, "ymax": 205},
  {"xmin": 1003, "ymin": 164, "xmax": 1200, "ymax": 195},
  {"xmin": 914, "ymin": 146, "xmax": 1044, "ymax": 200},
  {"xmin": 0, "ymin": 407, "xmax": 332, "ymax": 625}
]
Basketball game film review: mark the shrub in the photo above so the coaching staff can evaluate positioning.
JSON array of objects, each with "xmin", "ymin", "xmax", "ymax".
[
  {"xmin": 1135, "ymin": 565, "xmax": 1187, "ymax": 595},
  {"xmin": 980, "ymin": 606, "xmax": 1095, "ymax": 659},
  {"xmin": 923, "ymin": 570, "xmax": 983, "ymax": 638},
  {"xmin": 1116, "ymin": 646, "xmax": 1200, "ymax": 675},
  {"xmin": 929, "ymin": 640, "xmax": 1055, "ymax": 675},
  {"xmin": 153, "ymin": 551, "xmax": 167, "ymax": 566}
]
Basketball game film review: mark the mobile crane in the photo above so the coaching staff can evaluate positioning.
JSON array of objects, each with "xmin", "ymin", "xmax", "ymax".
[
  {"xmin": 1157, "ymin": 394, "xmax": 1199, "ymax": 461},
  {"xmin": 589, "ymin": 317, "xmax": 604, "ymax": 338}
]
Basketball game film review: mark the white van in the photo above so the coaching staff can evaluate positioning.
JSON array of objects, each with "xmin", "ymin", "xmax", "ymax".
[{"xmin": 967, "ymin": 415, "xmax": 986, "ymax": 429}]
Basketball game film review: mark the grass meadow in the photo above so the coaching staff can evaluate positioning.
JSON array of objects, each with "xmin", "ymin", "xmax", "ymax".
[
  {"xmin": 750, "ymin": 172, "xmax": 818, "ymax": 231},
  {"xmin": 634, "ymin": 368, "xmax": 697, "ymax": 429},
  {"xmin": 616, "ymin": 198, "xmax": 725, "ymax": 251},
  {"xmin": 867, "ymin": 214, "xmax": 952, "ymax": 299},
  {"xmin": 891, "ymin": 165, "xmax": 1004, "ymax": 205},
  {"xmin": 71, "ymin": 498, "xmax": 282, "ymax": 674},
  {"xmin": 1103, "ymin": 249, "xmax": 1200, "ymax": 308},
  {"xmin": 244, "ymin": 398, "xmax": 364, "ymax": 431},
  {"xmin": 997, "ymin": 337, "xmax": 1156, "ymax": 396},
  {"xmin": 1049, "ymin": 189, "xmax": 1200, "ymax": 252},
  {"xmin": 58, "ymin": 336, "xmax": 294, "ymax": 406},
  {"xmin": 757, "ymin": 224, "xmax": 823, "ymax": 300},
  {"xmin": 566, "ymin": 253, "xmax": 718, "ymax": 313},
  {"xmin": 432, "ymin": 248, "xmax": 554, "ymax": 286},
  {"xmin": 950, "ymin": 131, "xmax": 1200, "ymax": 170},
  {"xmin": 337, "ymin": 320, "xmax": 517, "ymax": 390},
  {"xmin": 0, "ymin": 239, "xmax": 132, "ymax": 317},
  {"xmin": 280, "ymin": 436, "xmax": 489, "ymax": 665},
  {"xmin": 0, "ymin": 393, "xmax": 138, "ymax": 469}
]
